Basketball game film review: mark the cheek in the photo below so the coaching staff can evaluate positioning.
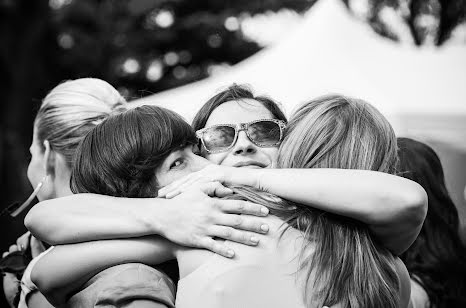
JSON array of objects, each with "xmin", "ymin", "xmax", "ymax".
[
  {"xmin": 27, "ymin": 158, "xmax": 41, "ymax": 188},
  {"xmin": 260, "ymin": 147, "xmax": 279, "ymax": 163},
  {"xmin": 204, "ymin": 152, "xmax": 227, "ymax": 166}
]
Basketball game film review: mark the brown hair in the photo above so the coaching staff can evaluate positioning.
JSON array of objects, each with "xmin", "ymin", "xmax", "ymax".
[
  {"xmin": 71, "ymin": 105, "xmax": 197, "ymax": 198},
  {"xmin": 191, "ymin": 83, "xmax": 287, "ymax": 131}
]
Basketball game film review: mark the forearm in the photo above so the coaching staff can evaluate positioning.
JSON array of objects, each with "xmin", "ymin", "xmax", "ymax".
[
  {"xmin": 25, "ymin": 194, "xmax": 170, "ymax": 244},
  {"xmin": 31, "ymin": 236, "xmax": 175, "ymax": 305},
  {"xmin": 232, "ymin": 168, "xmax": 427, "ymax": 254},
  {"xmin": 27, "ymin": 291, "xmax": 54, "ymax": 308},
  {"xmin": 254, "ymin": 169, "xmax": 425, "ymax": 223}
]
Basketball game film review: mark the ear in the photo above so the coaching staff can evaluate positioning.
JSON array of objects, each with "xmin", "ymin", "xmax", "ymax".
[{"xmin": 43, "ymin": 140, "xmax": 56, "ymax": 177}]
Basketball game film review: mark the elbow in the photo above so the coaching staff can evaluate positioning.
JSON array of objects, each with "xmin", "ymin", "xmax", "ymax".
[
  {"xmin": 403, "ymin": 181, "xmax": 428, "ymax": 226},
  {"xmin": 24, "ymin": 206, "xmax": 42, "ymax": 239},
  {"xmin": 25, "ymin": 204, "xmax": 61, "ymax": 245}
]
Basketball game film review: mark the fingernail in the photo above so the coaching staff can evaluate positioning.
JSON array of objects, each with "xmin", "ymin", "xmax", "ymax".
[
  {"xmin": 260, "ymin": 207, "xmax": 269, "ymax": 215},
  {"xmin": 261, "ymin": 224, "xmax": 269, "ymax": 232},
  {"xmin": 227, "ymin": 249, "xmax": 235, "ymax": 257},
  {"xmin": 251, "ymin": 236, "xmax": 259, "ymax": 244}
]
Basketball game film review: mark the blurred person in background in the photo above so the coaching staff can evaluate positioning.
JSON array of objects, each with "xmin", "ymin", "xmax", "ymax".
[
  {"xmin": 398, "ymin": 137, "xmax": 466, "ymax": 308},
  {"xmin": 30, "ymin": 93, "xmax": 426, "ymax": 307},
  {"xmin": 1, "ymin": 78, "xmax": 127, "ymax": 308}
]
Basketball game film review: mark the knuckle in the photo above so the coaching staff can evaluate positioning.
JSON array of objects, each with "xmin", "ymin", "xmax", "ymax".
[
  {"xmin": 223, "ymin": 227, "xmax": 233, "ymax": 237},
  {"xmin": 233, "ymin": 216, "xmax": 243, "ymax": 226}
]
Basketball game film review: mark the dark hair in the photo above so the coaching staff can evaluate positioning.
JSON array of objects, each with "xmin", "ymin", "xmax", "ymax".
[
  {"xmin": 71, "ymin": 105, "xmax": 196, "ymax": 198},
  {"xmin": 397, "ymin": 137, "xmax": 466, "ymax": 308},
  {"xmin": 191, "ymin": 84, "xmax": 287, "ymax": 131}
]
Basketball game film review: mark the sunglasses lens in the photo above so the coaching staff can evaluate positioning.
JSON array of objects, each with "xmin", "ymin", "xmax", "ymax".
[
  {"xmin": 202, "ymin": 126, "xmax": 236, "ymax": 152},
  {"xmin": 248, "ymin": 121, "xmax": 281, "ymax": 145}
]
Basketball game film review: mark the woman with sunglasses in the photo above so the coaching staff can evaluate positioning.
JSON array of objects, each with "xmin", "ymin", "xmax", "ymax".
[
  {"xmin": 31, "ymin": 94, "xmax": 419, "ymax": 307},
  {"xmin": 28, "ymin": 87, "xmax": 425, "ymax": 306}
]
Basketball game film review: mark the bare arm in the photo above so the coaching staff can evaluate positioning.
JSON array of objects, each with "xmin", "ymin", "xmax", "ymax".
[
  {"xmin": 26, "ymin": 292, "xmax": 54, "ymax": 308},
  {"xmin": 31, "ymin": 236, "xmax": 175, "ymax": 306},
  {"xmin": 25, "ymin": 189, "xmax": 270, "ymax": 258},
  {"xmin": 159, "ymin": 166, "xmax": 428, "ymax": 255}
]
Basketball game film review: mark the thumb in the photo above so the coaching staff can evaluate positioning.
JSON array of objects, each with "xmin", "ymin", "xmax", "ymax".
[{"xmin": 30, "ymin": 237, "xmax": 46, "ymax": 258}]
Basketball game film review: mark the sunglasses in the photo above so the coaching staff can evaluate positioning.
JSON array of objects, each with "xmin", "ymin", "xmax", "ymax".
[
  {"xmin": 0, "ymin": 250, "xmax": 31, "ymax": 275},
  {"xmin": 0, "ymin": 175, "xmax": 47, "ymax": 218},
  {"xmin": 196, "ymin": 119, "xmax": 286, "ymax": 154}
]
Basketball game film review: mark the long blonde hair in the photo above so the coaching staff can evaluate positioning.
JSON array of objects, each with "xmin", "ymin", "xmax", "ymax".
[
  {"xmin": 276, "ymin": 95, "xmax": 400, "ymax": 307},
  {"xmin": 35, "ymin": 78, "xmax": 127, "ymax": 168}
]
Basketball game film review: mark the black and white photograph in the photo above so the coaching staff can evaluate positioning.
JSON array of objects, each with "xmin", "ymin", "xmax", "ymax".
[{"xmin": 1, "ymin": 0, "xmax": 465, "ymax": 307}]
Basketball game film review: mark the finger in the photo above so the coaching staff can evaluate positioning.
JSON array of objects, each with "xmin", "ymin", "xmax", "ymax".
[
  {"xmin": 209, "ymin": 226, "xmax": 260, "ymax": 246},
  {"xmin": 197, "ymin": 237, "xmax": 235, "ymax": 258},
  {"xmin": 215, "ymin": 214, "xmax": 270, "ymax": 234},
  {"xmin": 212, "ymin": 185, "xmax": 234, "ymax": 198},
  {"xmin": 8, "ymin": 245, "xmax": 18, "ymax": 253},
  {"xmin": 199, "ymin": 181, "xmax": 233, "ymax": 197},
  {"xmin": 16, "ymin": 233, "xmax": 31, "ymax": 252},
  {"xmin": 161, "ymin": 177, "xmax": 209, "ymax": 198},
  {"xmin": 30, "ymin": 237, "xmax": 46, "ymax": 258},
  {"xmin": 164, "ymin": 180, "xmax": 209, "ymax": 199},
  {"xmin": 158, "ymin": 175, "xmax": 198, "ymax": 197},
  {"xmin": 164, "ymin": 189, "xmax": 183, "ymax": 199},
  {"xmin": 2, "ymin": 251, "xmax": 9, "ymax": 257},
  {"xmin": 216, "ymin": 199, "xmax": 269, "ymax": 217}
]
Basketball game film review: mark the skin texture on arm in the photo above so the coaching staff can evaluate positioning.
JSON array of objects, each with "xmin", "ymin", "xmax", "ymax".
[
  {"xmin": 159, "ymin": 166, "xmax": 428, "ymax": 255},
  {"xmin": 25, "ymin": 191, "xmax": 270, "ymax": 258},
  {"xmin": 31, "ymin": 236, "xmax": 176, "ymax": 306},
  {"xmin": 27, "ymin": 292, "xmax": 55, "ymax": 308}
]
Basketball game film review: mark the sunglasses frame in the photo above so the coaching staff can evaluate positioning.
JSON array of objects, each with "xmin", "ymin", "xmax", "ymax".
[{"xmin": 196, "ymin": 119, "xmax": 286, "ymax": 154}]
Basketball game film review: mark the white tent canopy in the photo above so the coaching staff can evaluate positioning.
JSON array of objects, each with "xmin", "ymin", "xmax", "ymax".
[{"xmin": 133, "ymin": 0, "xmax": 466, "ymax": 152}]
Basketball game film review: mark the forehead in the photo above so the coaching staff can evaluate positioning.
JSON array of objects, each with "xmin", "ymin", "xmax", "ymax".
[{"xmin": 205, "ymin": 99, "xmax": 274, "ymax": 126}]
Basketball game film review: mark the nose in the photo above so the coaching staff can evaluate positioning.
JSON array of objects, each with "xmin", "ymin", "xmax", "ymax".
[
  {"xmin": 190, "ymin": 154, "xmax": 211, "ymax": 172},
  {"xmin": 232, "ymin": 131, "xmax": 257, "ymax": 156}
]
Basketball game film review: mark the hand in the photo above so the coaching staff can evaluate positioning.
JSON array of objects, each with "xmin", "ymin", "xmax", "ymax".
[
  {"xmin": 4, "ymin": 231, "xmax": 46, "ymax": 259},
  {"xmin": 158, "ymin": 188, "xmax": 270, "ymax": 258},
  {"xmin": 3, "ymin": 272, "xmax": 19, "ymax": 308},
  {"xmin": 158, "ymin": 164, "xmax": 255, "ymax": 198}
]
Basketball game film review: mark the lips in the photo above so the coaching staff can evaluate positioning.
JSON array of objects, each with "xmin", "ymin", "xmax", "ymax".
[{"xmin": 233, "ymin": 161, "xmax": 268, "ymax": 168}]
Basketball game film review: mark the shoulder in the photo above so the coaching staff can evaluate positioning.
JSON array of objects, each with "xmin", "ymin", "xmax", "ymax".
[
  {"xmin": 409, "ymin": 276, "xmax": 430, "ymax": 308},
  {"xmin": 77, "ymin": 263, "xmax": 176, "ymax": 308},
  {"xmin": 393, "ymin": 257, "xmax": 412, "ymax": 308}
]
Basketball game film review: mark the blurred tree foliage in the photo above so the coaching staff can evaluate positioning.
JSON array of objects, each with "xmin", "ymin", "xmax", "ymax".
[{"xmin": 348, "ymin": 0, "xmax": 466, "ymax": 45}]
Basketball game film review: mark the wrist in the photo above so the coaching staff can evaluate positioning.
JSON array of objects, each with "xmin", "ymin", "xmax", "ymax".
[
  {"xmin": 136, "ymin": 198, "xmax": 169, "ymax": 237},
  {"xmin": 227, "ymin": 167, "xmax": 261, "ymax": 188}
]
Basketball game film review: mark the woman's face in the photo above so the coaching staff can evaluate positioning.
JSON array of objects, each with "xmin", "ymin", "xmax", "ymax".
[
  {"xmin": 27, "ymin": 128, "xmax": 48, "ymax": 200},
  {"xmin": 155, "ymin": 145, "xmax": 211, "ymax": 188},
  {"xmin": 201, "ymin": 99, "xmax": 279, "ymax": 168}
]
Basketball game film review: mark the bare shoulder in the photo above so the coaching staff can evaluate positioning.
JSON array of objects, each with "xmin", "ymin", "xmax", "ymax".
[
  {"xmin": 177, "ymin": 247, "xmax": 214, "ymax": 278},
  {"xmin": 394, "ymin": 257, "xmax": 411, "ymax": 308}
]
